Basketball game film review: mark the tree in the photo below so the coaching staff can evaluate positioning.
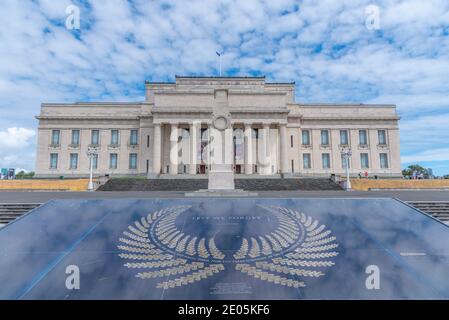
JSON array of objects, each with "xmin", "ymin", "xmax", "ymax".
[
  {"xmin": 402, "ymin": 164, "xmax": 433, "ymax": 179},
  {"xmin": 15, "ymin": 171, "xmax": 35, "ymax": 179}
]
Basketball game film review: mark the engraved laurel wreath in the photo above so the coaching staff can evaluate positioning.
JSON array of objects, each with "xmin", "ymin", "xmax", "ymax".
[{"xmin": 117, "ymin": 205, "xmax": 339, "ymax": 290}]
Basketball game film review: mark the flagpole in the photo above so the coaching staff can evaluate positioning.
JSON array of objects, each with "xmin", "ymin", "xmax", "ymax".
[{"xmin": 217, "ymin": 51, "xmax": 223, "ymax": 76}]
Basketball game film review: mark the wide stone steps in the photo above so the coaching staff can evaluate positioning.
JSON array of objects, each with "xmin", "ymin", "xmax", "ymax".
[
  {"xmin": 407, "ymin": 202, "xmax": 449, "ymax": 223},
  {"xmin": 0, "ymin": 204, "xmax": 42, "ymax": 225},
  {"xmin": 98, "ymin": 178, "xmax": 343, "ymax": 192}
]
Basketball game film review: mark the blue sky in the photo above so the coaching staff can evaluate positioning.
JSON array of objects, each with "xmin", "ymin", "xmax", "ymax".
[{"xmin": 0, "ymin": 0, "xmax": 448, "ymax": 175}]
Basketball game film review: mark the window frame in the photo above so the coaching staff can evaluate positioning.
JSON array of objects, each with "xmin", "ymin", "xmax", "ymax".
[
  {"xmin": 111, "ymin": 129, "xmax": 119, "ymax": 145},
  {"xmin": 91, "ymin": 129, "xmax": 100, "ymax": 145},
  {"xmin": 51, "ymin": 130, "xmax": 60, "ymax": 145},
  {"xmin": 130, "ymin": 129, "xmax": 139, "ymax": 146},
  {"xmin": 301, "ymin": 130, "xmax": 311, "ymax": 146},
  {"xmin": 71, "ymin": 129, "xmax": 80, "ymax": 145},
  {"xmin": 50, "ymin": 153, "xmax": 58, "ymax": 169},
  {"xmin": 109, "ymin": 153, "xmax": 118, "ymax": 169},
  {"xmin": 322, "ymin": 153, "xmax": 331, "ymax": 169},
  {"xmin": 129, "ymin": 153, "xmax": 138, "ymax": 170},
  {"xmin": 340, "ymin": 130, "xmax": 349, "ymax": 146},
  {"xmin": 303, "ymin": 153, "xmax": 311, "ymax": 169},
  {"xmin": 69, "ymin": 153, "xmax": 78, "ymax": 170},
  {"xmin": 359, "ymin": 130, "xmax": 368, "ymax": 145},
  {"xmin": 380, "ymin": 153, "xmax": 389, "ymax": 169},
  {"xmin": 341, "ymin": 153, "xmax": 350, "ymax": 169},
  {"xmin": 320, "ymin": 130, "xmax": 330, "ymax": 146},
  {"xmin": 360, "ymin": 153, "xmax": 370, "ymax": 169},
  {"xmin": 92, "ymin": 154, "xmax": 98, "ymax": 170},
  {"xmin": 378, "ymin": 130, "xmax": 387, "ymax": 145}
]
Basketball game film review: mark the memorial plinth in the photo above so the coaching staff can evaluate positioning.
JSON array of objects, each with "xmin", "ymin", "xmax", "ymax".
[{"xmin": 1, "ymin": 198, "xmax": 449, "ymax": 299}]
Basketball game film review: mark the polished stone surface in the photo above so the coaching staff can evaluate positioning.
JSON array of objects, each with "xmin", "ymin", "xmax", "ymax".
[{"xmin": 0, "ymin": 198, "xmax": 449, "ymax": 300}]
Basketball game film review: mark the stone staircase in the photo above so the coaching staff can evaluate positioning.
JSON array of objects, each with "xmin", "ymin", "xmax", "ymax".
[
  {"xmin": 0, "ymin": 203, "xmax": 42, "ymax": 226},
  {"xmin": 407, "ymin": 201, "xmax": 449, "ymax": 224},
  {"xmin": 98, "ymin": 178, "xmax": 343, "ymax": 192}
]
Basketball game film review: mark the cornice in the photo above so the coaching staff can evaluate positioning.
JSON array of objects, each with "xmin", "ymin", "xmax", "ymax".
[
  {"xmin": 300, "ymin": 116, "xmax": 401, "ymax": 121},
  {"xmin": 36, "ymin": 116, "xmax": 140, "ymax": 121}
]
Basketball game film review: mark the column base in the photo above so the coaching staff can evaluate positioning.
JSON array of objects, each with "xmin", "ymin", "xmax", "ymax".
[
  {"xmin": 147, "ymin": 173, "xmax": 160, "ymax": 179},
  {"xmin": 208, "ymin": 167, "xmax": 235, "ymax": 190},
  {"xmin": 185, "ymin": 189, "xmax": 258, "ymax": 197}
]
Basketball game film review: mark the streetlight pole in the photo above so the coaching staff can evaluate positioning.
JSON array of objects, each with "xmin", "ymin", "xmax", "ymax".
[
  {"xmin": 341, "ymin": 147, "xmax": 352, "ymax": 191},
  {"xmin": 87, "ymin": 146, "xmax": 98, "ymax": 192}
]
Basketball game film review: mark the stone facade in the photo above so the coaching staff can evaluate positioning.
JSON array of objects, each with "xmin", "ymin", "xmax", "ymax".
[{"xmin": 35, "ymin": 76, "xmax": 402, "ymax": 178}]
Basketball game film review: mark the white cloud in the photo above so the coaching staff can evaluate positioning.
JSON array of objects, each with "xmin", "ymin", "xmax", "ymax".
[
  {"xmin": 0, "ymin": 128, "xmax": 36, "ymax": 170},
  {"xmin": 402, "ymin": 148, "xmax": 449, "ymax": 163},
  {"xmin": 0, "ymin": 127, "xmax": 35, "ymax": 149}
]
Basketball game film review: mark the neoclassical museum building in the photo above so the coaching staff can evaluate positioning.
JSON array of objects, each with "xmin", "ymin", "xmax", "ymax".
[{"xmin": 35, "ymin": 76, "xmax": 402, "ymax": 178}]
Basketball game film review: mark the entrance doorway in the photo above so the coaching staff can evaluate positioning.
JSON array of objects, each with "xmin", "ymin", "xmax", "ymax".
[
  {"xmin": 199, "ymin": 165, "xmax": 206, "ymax": 174},
  {"xmin": 235, "ymin": 165, "xmax": 242, "ymax": 174}
]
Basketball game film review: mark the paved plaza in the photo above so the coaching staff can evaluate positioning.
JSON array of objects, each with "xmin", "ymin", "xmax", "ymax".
[{"xmin": 0, "ymin": 190, "xmax": 448, "ymax": 203}]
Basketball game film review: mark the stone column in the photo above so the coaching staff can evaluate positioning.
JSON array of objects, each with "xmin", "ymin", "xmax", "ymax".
[
  {"xmin": 279, "ymin": 123, "xmax": 289, "ymax": 174},
  {"xmin": 244, "ymin": 123, "xmax": 253, "ymax": 174},
  {"xmin": 260, "ymin": 123, "xmax": 271, "ymax": 175},
  {"xmin": 224, "ymin": 124, "xmax": 234, "ymax": 167},
  {"xmin": 189, "ymin": 122, "xmax": 197, "ymax": 175},
  {"xmin": 169, "ymin": 123, "xmax": 178, "ymax": 175},
  {"xmin": 152, "ymin": 123, "xmax": 162, "ymax": 175}
]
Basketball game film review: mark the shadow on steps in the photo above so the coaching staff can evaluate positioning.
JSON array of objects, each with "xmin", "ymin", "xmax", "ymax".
[{"xmin": 97, "ymin": 178, "xmax": 343, "ymax": 192}]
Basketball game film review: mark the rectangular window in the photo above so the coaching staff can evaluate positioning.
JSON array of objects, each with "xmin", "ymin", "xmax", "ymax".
[
  {"xmin": 361, "ymin": 153, "xmax": 369, "ymax": 169},
  {"xmin": 110, "ymin": 153, "xmax": 118, "ymax": 169},
  {"xmin": 91, "ymin": 130, "xmax": 100, "ymax": 145},
  {"xmin": 303, "ymin": 154, "xmax": 311, "ymax": 169},
  {"xmin": 50, "ymin": 153, "xmax": 58, "ymax": 169},
  {"xmin": 70, "ymin": 153, "xmax": 78, "ymax": 169},
  {"xmin": 92, "ymin": 154, "xmax": 98, "ymax": 170},
  {"xmin": 290, "ymin": 135, "xmax": 294, "ymax": 148},
  {"xmin": 341, "ymin": 154, "xmax": 350, "ymax": 169},
  {"xmin": 51, "ymin": 130, "xmax": 60, "ymax": 145},
  {"xmin": 302, "ymin": 130, "xmax": 310, "ymax": 145},
  {"xmin": 130, "ymin": 130, "xmax": 138, "ymax": 145},
  {"xmin": 321, "ymin": 130, "xmax": 330, "ymax": 145},
  {"xmin": 322, "ymin": 153, "xmax": 330, "ymax": 169},
  {"xmin": 340, "ymin": 130, "xmax": 349, "ymax": 145},
  {"xmin": 359, "ymin": 130, "xmax": 368, "ymax": 145},
  {"xmin": 129, "ymin": 153, "xmax": 137, "ymax": 169},
  {"xmin": 380, "ymin": 153, "xmax": 389, "ymax": 168},
  {"xmin": 111, "ymin": 130, "xmax": 119, "ymax": 145},
  {"xmin": 146, "ymin": 160, "xmax": 149, "ymax": 173},
  {"xmin": 291, "ymin": 160, "xmax": 294, "ymax": 172},
  {"xmin": 378, "ymin": 130, "xmax": 387, "ymax": 145},
  {"xmin": 71, "ymin": 130, "xmax": 80, "ymax": 145},
  {"xmin": 147, "ymin": 135, "xmax": 150, "ymax": 148}
]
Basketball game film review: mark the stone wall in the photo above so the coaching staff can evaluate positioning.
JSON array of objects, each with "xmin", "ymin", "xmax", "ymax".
[
  {"xmin": 350, "ymin": 179, "xmax": 449, "ymax": 191},
  {"xmin": 0, "ymin": 179, "xmax": 95, "ymax": 191}
]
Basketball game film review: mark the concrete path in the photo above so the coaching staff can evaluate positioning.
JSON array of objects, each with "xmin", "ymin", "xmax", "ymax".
[{"xmin": 0, "ymin": 190, "xmax": 447, "ymax": 203}]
